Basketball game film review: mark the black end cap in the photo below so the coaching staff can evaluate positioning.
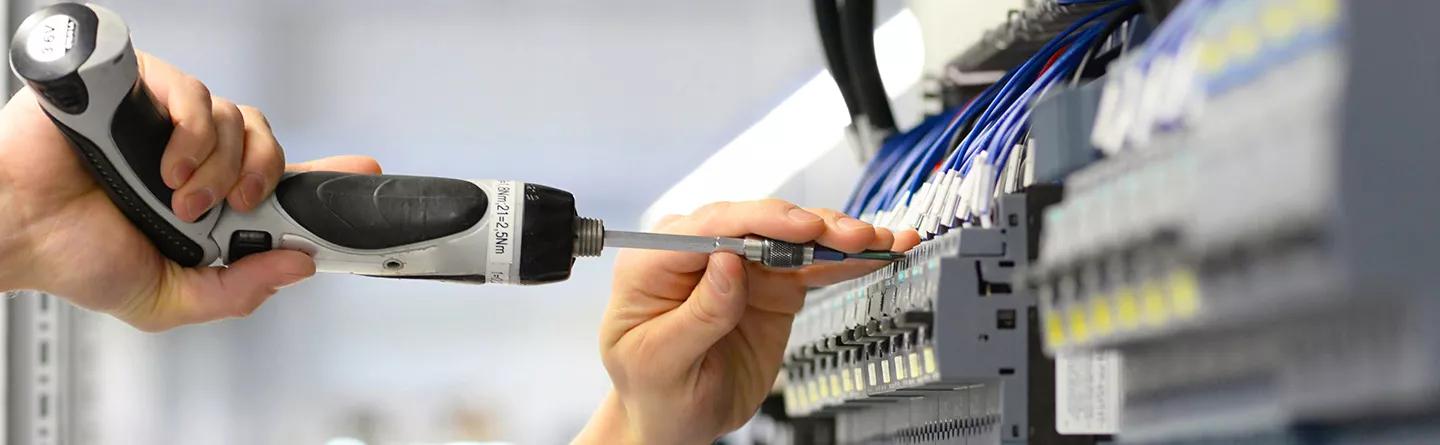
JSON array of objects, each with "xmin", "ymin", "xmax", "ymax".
[{"xmin": 517, "ymin": 183, "xmax": 578, "ymax": 285}]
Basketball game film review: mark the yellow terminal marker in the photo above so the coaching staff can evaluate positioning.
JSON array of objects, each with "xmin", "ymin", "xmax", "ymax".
[
  {"xmin": 1299, "ymin": 0, "xmax": 1339, "ymax": 25},
  {"xmin": 1116, "ymin": 288, "xmax": 1141, "ymax": 328},
  {"xmin": 1261, "ymin": 4, "xmax": 1300, "ymax": 41},
  {"xmin": 1227, "ymin": 24, "xmax": 1262, "ymax": 60},
  {"xmin": 923, "ymin": 347, "xmax": 938, "ymax": 375},
  {"xmin": 1141, "ymin": 281, "xmax": 1171, "ymax": 326},
  {"xmin": 1045, "ymin": 310, "xmax": 1067, "ymax": 347},
  {"xmin": 1197, "ymin": 40, "xmax": 1229, "ymax": 75},
  {"xmin": 909, "ymin": 352, "xmax": 922, "ymax": 378},
  {"xmin": 1090, "ymin": 296, "xmax": 1115, "ymax": 336},
  {"xmin": 1068, "ymin": 307, "xmax": 1090, "ymax": 342},
  {"xmin": 1169, "ymin": 269, "xmax": 1202, "ymax": 318}
]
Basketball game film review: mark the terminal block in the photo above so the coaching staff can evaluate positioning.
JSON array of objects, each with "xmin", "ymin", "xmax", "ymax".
[
  {"xmin": 780, "ymin": 190, "xmax": 1100, "ymax": 444},
  {"xmin": 1024, "ymin": 1, "xmax": 1440, "ymax": 442}
]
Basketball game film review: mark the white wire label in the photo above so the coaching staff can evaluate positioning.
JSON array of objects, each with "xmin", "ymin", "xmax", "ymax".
[
  {"xmin": 1056, "ymin": 350, "xmax": 1122, "ymax": 435},
  {"xmin": 27, "ymin": 15, "xmax": 77, "ymax": 63},
  {"xmin": 487, "ymin": 180, "xmax": 518, "ymax": 284}
]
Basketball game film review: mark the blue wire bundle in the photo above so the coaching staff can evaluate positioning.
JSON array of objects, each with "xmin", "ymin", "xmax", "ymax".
[{"xmin": 846, "ymin": 0, "xmax": 1137, "ymax": 236}]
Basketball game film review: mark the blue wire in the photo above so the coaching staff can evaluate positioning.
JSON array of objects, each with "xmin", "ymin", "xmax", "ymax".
[
  {"xmin": 946, "ymin": 0, "xmax": 1131, "ymax": 173},
  {"xmin": 844, "ymin": 132, "xmax": 909, "ymax": 214},
  {"xmin": 849, "ymin": 114, "xmax": 944, "ymax": 216},
  {"xmin": 849, "ymin": 0, "xmax": 1138, "ymax": 220},
  {"xmin": 869, "ymin": 114, "xmax": 951, "ymax": 214},
  {"xmin": 990, "ymin": 25, "xmax": 1107, "ymax": 178}
]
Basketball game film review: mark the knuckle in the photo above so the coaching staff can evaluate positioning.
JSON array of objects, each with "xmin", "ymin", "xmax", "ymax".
[
  {"xmin": 186, "ymin": 76, "xmax": 212, "ymax": 99},
  {"xmin": 213, "ymin": 99, "xmax": 242, "ymax": 121},
  {"xmin": 238, "ymin": 105, "xmax": 272, "ymax": 128},
  {"xmin": 695, "ymin": 201, "xmax": 732, "ymax": 217},
  {"xmin": 688, "ymin": 298, "xmax": 723, "ymax": 327}
]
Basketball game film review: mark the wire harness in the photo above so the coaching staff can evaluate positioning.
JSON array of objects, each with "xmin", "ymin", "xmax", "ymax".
[{"xmin": 845, "ymin": 0, "xmax": 1141, "ymax": 238}]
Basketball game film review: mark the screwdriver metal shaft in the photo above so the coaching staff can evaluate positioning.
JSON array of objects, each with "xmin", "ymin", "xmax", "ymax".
[{"xmin": 601, "ymin": 230, "xmax": 903, "ymax": 268}]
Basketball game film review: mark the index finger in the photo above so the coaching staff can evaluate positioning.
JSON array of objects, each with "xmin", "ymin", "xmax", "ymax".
[{"xmin": 139, "ymin": 52, "xmax": 217, "ymax": 190}]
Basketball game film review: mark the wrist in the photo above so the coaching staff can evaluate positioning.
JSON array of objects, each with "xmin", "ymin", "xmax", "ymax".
[{"xmin": 574, "ymin": 391, "xmax": 639, "ymax": 445}]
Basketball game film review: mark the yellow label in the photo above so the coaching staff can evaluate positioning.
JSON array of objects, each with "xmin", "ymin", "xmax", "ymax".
[
  {"xmin": 923, "ymin": 347, "xmax": 937, "ymax": 375},
  {"xmin": 1045, "ymin": 311, "xmax": 1066, "ymax": 346},
  {"xmin": 829, "ymin": 375, "xmax": 841, "ymax": 399},
  {"xmin": 908, "ymin": 353, "xmax": 922, "ymax": 378},
  {"xmin": 842, "ymin": 370, "xmax": 854, "ymax": 392},
  {"xmin": 1197, "ymin": 40, "xmax": 1228, "ymax": 74},
  {"xmin": 819, "ymin": 376, "xmax": 831, "ymax": 398},
  {"xmin": 1116, "ymin": 288, "xmax": 1140, "ymax": 328},
  {"xmin": 1299, "ymin": 0, "xmax": 1339, "ymax": 24},
  {"xmin": 1090, "ymin": 296, "xmax": 1114, "ymax": 335},
  {"xmin": 1169, "ymin": 269, "xmax": 1202, "ymax": 318},
  {"xmin": 1227, "ymin": 25, "xmax": 1261, "ymax": 59},
  {"xmin": 807, "ymin": 380, "xmax": 818, "ymax": 404},
  {"xmin": 894, "ymin": 356, "xmax": 907, "ymax": 380},
  {"xmin": 868, "ymin": 363, "xmax": 877, "ymax": 387},
  {"xmin": 882, "ymin": 360, "xmax": 892, "ymax": 384},
  {"xmin": 1068, "ymin": 307, "xmax": 1090, "ymax": 342},
  {"xmin": 854, "ymin": 368, "xmax": 865, "ymax": 392},
  {"xmin": 1142, "ymin": 282, "xmax": 1170, "ymax": 325},
  {"xmin": 1261, "ymin": 6, "xmax": 1299, "ymax": 40}
]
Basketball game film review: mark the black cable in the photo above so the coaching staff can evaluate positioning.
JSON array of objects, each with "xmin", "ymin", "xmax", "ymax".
[
  {"xmin": 838, "ymin": 0, "xmax": 897, "ymax": 132},
  {"xmin": 813, "ymin": 0, "xmax": 862, "ymax": 119},
  {"xmin": 1071, "ymin": 4, "xmax": 1142, "ymax": 85}
]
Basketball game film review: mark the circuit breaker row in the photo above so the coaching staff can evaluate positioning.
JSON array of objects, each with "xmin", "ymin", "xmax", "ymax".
[
  {"xmin": 1023, "ymin": 0, "xmax": 1440, "ymax": 442},
  {"xmin": 783, "ymin": 236, "xmax": 947, "ymax": 417},
  {"xmin": 1029, "ymin": 43, "xmax": 1343, "ymax": 354},
  {"xmin": 780, "ymin": 192, "xmax": 1082, "ymax": 444}
]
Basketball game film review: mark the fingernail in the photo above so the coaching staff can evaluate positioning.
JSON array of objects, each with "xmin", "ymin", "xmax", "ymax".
[
  {"xmin": 181, "ymin": 188, "xmax": 215, "ymax": 221},
  {"xmin": 239, "ymin": 173, "xmax": 266, "ymax": 207},
  {"xmin": 837, "ymin": 217, "xmax": 870, "ymax": 231},
  {"xmin": 707, "ymin": 257, "xmax": 732, "ymax": 294},
  {"xmin": 788, "ymin": 208, "xmax": 821, "ymax": 223},
  {"xmin": 170, "ymin": 158, "xmax": 198, "ymax": 188}
]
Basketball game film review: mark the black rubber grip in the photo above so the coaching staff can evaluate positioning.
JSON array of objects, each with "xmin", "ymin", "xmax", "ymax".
[
  {"xmin": 47, "ymin": 110, "xmax": 207, "ymax": 266},
  {"xmin": 11, "ymin": 4, "xmax": 210, "ymax": 266},
  {"xmin": 274, "ymin": 172, "xmax": 489, "ymax": 249},
  {"xmin": 110, "ymin": 77, "xmax": 181, "ymax": 212}
]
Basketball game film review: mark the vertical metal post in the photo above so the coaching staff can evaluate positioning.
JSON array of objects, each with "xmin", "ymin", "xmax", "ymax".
[{"xmin": 6, "ymin": 3, "xmax": 77, "ymax": 445}]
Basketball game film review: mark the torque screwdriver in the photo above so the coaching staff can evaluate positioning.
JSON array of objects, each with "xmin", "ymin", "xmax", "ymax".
[{"xmin": 9, "ymin": 3, "xmax": 901, "ymax": 285}]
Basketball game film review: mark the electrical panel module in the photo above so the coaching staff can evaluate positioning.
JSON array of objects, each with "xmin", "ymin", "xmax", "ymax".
[{"xmin": 774, "ymin": 0, "xmax": 1440, "ymax": 443}]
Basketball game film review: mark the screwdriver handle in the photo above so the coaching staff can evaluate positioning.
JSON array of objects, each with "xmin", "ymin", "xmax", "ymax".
[
  {"xmin": 8, "ymin": 3, "xmax": 587, "ymax": 285},
  {"xmin": 11, "ymin": 3, "xmax": 221, "ymax": 266}
]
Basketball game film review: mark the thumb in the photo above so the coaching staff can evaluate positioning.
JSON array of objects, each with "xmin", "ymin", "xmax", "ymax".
[
  {"xmin": 116, "ymin": 250, "xmax": 316, "ymax": 332},
  {"xmin": 648, "ymin": 253, "xmax": 749, "ymax": 370}
]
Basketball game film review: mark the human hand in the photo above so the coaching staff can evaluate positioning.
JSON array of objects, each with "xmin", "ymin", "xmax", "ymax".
[
  {"xmin": 0, "ymin": 51, "xmax": 382, "ymax": 331},
  {"xmin": 577, "ymin": 200, "xmax": 920, "ymax": 444}
]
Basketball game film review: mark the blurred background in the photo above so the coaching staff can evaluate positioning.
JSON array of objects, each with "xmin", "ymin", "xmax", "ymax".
[{"xmin": 15, "ymin": 0, "xmax": 906, "ymax": 444}]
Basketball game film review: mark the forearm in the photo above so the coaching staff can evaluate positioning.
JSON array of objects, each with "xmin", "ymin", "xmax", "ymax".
[{"xmin": 574, "ymin": 391, "xmax": 639, "ymax": 445}]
